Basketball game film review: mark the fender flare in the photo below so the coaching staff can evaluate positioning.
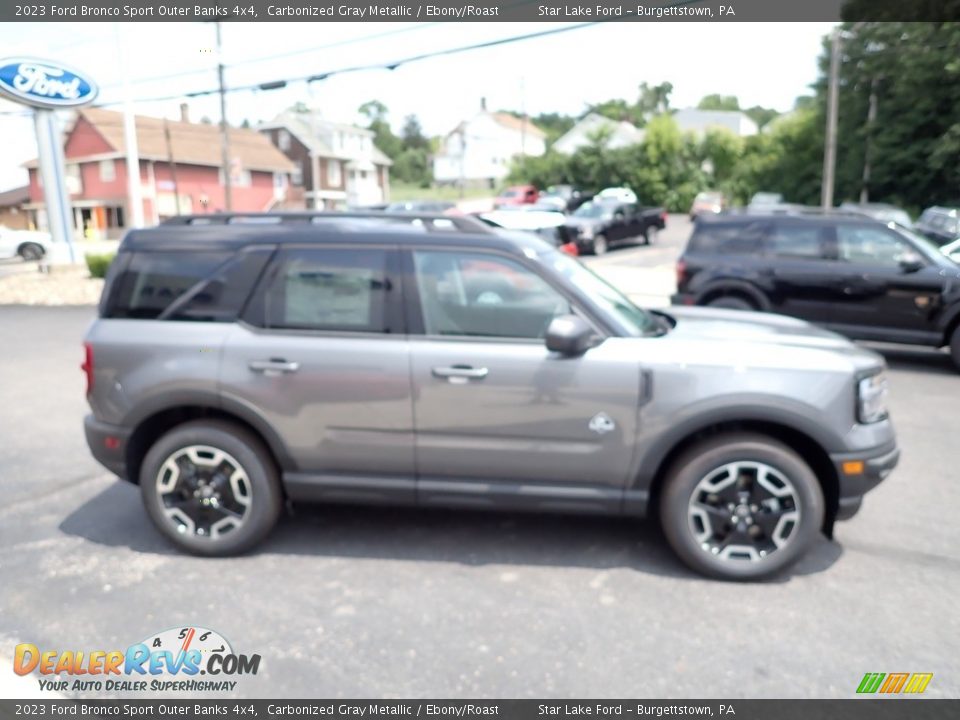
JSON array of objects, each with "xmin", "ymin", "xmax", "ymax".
[{"xmin": 694, "ymin": 279, "xmax": 771, "ymax": 311}]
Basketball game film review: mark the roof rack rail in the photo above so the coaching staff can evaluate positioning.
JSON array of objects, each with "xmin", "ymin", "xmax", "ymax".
[{"xmin": 161, "ymin": 211, "xmax": 493, "ymax": 234}]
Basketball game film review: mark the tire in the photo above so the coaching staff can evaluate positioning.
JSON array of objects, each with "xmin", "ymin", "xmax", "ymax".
[
  {"xmin": 658, "ymin": 433, "xmax": 825, "ymax": 581},
  {"xmin": 139, "ymin": 420, "xmax": 283, "ymax": 556},
  {"xmin": 950, "ymin": 325, "xmax": 960, "ymax": 372},
  {"xmin": 591, "ymin": 234, "xmax": 608, "ymax": 256},
  {"xmin": 18, "ymin": 242, "xmax": 44, "ymax": 261},
  {"xmin": 706, "ymin": 295, "xmax": 755, "ymax": 311},
  {"xmin": 642, "ymin": 227, "xmax": 655, "ymax": 246}
]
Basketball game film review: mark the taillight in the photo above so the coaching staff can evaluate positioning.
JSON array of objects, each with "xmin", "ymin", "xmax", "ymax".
[
  {"xmin": 660, "ymin": 211, "xmax": 668, "ymax": 225},
  {"xmin": 81, "ymin": 342, "xmax": 93, "ymax": 396},
  {"xmin": 560, "ymin": 242, "xmax": 579, "ymax": 257},
  {"xmin": 676, "ymin": 259, "xmax": 688, "ymax": 288}
]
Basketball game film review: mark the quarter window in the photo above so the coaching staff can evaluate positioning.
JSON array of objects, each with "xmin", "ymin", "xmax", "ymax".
[
  {"xmin": 413, "ymin": 251, "xmax": 569, "ymax": 339},
  {"xmin": 263, "ymin": 248, "xmax": 389, "ymax": 333}
]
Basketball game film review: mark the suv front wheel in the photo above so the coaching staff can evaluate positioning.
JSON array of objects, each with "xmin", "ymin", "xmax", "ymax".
[
  {"xmin": 659, "ymin": 433, "xmax": 824, "ymax": 580},
  {"xmin": 139, "ymin": 420, "xmax": 283, "ymax": 556}
]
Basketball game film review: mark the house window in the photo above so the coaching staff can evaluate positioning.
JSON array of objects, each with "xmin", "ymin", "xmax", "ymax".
[
  {"xmin": 99, "ymin": 159, "xmax": 116, "ymax": 182},
  {"xmin": 291, "ymin": 161, "xmax": 304, "ymax": 186},
  {"xmin": 65, "ymin": 164, "xmax": 82, "ymax": 194},
  {"xmin": 327, "ymin": 160, "xmax": 341, "ymax": 186},
  {"xmin": 218, "ymin": 168, "xmax": 252, "ymax": 187},
  {"xmin": 278, "ymin": 130, "xmax": 291, "ymax": 152}
]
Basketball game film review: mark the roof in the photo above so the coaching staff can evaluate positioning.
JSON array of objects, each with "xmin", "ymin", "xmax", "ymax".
[
  {"xmin": 119, "ymin": 214, "xmax": 546, "ymax": 256},
  {"xmin": 27, "ymin": 108, "xmax": 295, "ymax": 173},
  {"xmin": 0, "ymin": 185, "xmax": 29, "ymax": 207},
  {"xmin": 553, "ymin": 113, "xmax": 644, "ymax": 153},
  {"xmin": 672, "ymin": 108, "xmax": 759, "ymax": 136},
  {"xmin": 490, "ymin": 112, "xmax": 546, "ymax": 138},
  {"xmin": 259, "ymin": 110, "xmax": 392, "ymax": 166}
]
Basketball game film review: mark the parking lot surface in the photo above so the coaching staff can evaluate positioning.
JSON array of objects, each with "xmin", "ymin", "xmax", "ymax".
[{"xmin": 1, "ymin": 222, "xmax": 958, "ymax": 698}]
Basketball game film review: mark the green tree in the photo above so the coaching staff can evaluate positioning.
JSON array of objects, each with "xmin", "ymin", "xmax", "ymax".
[
  {"xmin": 358, "ymin": 100, "xmax": 402, "ymax": 159},
  {"xmin": 697, "ymin": 94, "xmax": 740, "ymax": 111},
  {"xmin": 400, "ymin": 115, "xmax": 429, "ymax": 152}
]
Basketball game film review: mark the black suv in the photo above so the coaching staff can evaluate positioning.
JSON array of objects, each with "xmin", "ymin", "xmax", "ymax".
[{"xmin": 672, "ymin": 213, "xmax": 960, "ymax": 370}]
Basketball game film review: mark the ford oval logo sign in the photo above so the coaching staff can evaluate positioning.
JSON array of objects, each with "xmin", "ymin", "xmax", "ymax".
[{"xmin": 0, "ymin": 57, "xmax": 98, "ymax": 109}]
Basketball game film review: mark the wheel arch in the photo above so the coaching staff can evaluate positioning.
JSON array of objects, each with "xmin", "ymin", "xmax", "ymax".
[
  {"xmin": 123, "ymin": 396, "xmax": 295, "ymax": 487},
  {"xmin": 695, "ymin": 280, "xmax": 771, "ymax": 311},
  {"xmin": 634, "ymin": 417, "xmax": 841, "ymax": 537}
]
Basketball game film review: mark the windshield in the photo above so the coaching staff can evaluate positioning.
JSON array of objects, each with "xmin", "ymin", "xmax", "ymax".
[
  {"xmin": 891, "ymin": 224, "xmax": 955, "ymax": 262},
  {"xmin": 499, "ymin": 190, "xmax": 519, "ymax": 198},
  {"xmin": 573, "ymin": 202, "xmax": 612, "ymax": 219},
  {"xmin": 547, "ymin": 252, "xmax": 658, "ymax": 336}
]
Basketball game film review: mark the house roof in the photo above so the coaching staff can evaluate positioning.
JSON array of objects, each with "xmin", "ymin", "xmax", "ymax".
[
  {"xmin": 259, "ymin": 110, "xmax": 393, "ymax": 166},
  {"xmin": 553, "ymin": 113, "xmax": 644, "ymax": 151},
  {"xmin": 0, "ymin": 185, "xmax": 29, "ymax": 207},
  {"xmin": 672, "ymin": 108, "xmax": 759, "ymax": 136},
  {"xmin": 490, "ymin": 112, "xmax": 546, "ymax": 137},
  {"xmin": 26, "ymin": 108, "xmax": 295, "ymax": 173}
]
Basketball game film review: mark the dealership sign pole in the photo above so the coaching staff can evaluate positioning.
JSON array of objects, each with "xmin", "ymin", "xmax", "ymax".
[{"xmin": 0, "ymin": 58, "xmax": 100, "ymax": 263}]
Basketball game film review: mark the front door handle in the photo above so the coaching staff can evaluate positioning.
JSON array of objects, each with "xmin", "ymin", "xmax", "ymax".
[
  {"xmin": 432, "ymin": 365, "xmax": 489, "ymax": 382},
  {"xmin": 249, "ymin": 358, "xmax": 300, "ymax": 376}
]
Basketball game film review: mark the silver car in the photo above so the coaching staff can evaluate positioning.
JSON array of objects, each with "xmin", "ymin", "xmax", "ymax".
[{"xmin": 83, "ymin": 212, "xmax": 898, "ymax": 580}]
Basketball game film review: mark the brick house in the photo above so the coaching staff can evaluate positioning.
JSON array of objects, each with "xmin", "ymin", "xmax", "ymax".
[
  {"xmin": 259, "ymin": 109, "xmax": 392, "ymax": 210},
  {"xmin": 24, "ymin": 107, "xmax": 295, "ymax": 238}
]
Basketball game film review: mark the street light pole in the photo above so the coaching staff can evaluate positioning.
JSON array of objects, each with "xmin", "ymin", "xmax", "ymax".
[
  {"xmin": 821, "ymin": 28, "xmax": 842, "ymax": 210},
  {"xmin": 215, "ymin": 21, "xmax": 233, "ymax": 211},
  {"xmin": 860, "ymin": 77, "xmax": 878, "ymax": 204}
]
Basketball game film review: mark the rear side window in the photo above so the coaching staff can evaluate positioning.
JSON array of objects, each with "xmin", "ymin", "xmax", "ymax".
[
  {"xmin": 768, "ymin": 223, "xmax": 828, "ymax": 259},
  {"xmin": 105, "ymin": 252, "xmax": 231, "ymax": 319},
  {"xmin": 260, "ymin": 248, "xmax": 391, "ymax": 333},
  {"xmin": 688, "ymin": 222, "xmax": 765, "ymax": 254}
]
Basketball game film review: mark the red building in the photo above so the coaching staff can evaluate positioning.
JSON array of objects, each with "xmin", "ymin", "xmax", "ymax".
[{"xmin": 24, "ymin": 107, "xmax": 295, "ymax": 238}]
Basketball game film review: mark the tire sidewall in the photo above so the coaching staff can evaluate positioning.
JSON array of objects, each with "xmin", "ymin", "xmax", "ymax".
[
  {"xmin": 19, "ymin": 243, "xmax": 44, "ymax": 261},
  {"xmin": 592, "ymin": 234, "xmax": 608, "ymax": 255},
  {"xmin": 707, "ymin": 296, "xmax": 754, "ymax": 311},
  {"xmin": 139, "ymin": 421, "xmax": 282, "ymax": 556},
  {"xmin": 659, "ymin": 435, "xmax": 825, "ymax": 581}
]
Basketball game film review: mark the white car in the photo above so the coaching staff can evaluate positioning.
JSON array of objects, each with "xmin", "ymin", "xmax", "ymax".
[
  {"xmin": 0, "ymin": 226, "xmax": 52, "ymax": 261},
  {"xmin": 596, "ymin": 187, "xmax": 638, "ymax": 204}
]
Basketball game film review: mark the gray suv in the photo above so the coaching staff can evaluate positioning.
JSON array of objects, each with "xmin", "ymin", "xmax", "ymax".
[{"xmin": 83, "ymin": 212, "xmax": 899, "ymax": 580}]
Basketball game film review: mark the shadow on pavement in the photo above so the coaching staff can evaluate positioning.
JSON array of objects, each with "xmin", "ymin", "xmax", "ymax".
[{"xmin": 59, "ymin": 481, "xmax": 843, "ymax": 583}]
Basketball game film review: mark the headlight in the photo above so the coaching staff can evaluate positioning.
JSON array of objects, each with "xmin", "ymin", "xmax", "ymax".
[
  {"xmin": 857, "ymin": 371, "xmax": 889, "ymax": 423},
  {"xmin": 580, "ymin": 226, "xmax": 594, "ymax": 239}
]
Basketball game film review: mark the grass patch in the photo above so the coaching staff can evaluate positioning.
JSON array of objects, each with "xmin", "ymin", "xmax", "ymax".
[
  {"xmin": 85, "ymin": 252, "xmax": 115, "ymax": 279},
  {"xmin": 389, "ymin": 182, "xmax": 495, "ymax": 202}
]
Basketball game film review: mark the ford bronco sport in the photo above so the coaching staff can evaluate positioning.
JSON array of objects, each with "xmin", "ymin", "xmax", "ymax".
[{"xmin": 83, "ymin": 212, "xmax": 899, "ymax": 580}]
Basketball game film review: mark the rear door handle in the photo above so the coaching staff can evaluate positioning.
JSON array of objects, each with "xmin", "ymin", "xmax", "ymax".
[
  {"xmin": 249, "ymin": 358, "xmax": 300, "ymax": 376},
  {"xmin": 432, "ymin": 365, "xmax": 489, "ymax": 382}
]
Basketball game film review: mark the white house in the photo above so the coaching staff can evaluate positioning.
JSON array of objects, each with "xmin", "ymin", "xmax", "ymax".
[
  {"xmin": 552, "ymin": 113, "xmax": 645, "ymax": 155},
  {"xmin": 672, "ymin": 108, "xmax": 759, "ymax": 137},
  {"xmin": 433, "ymin": 103, "xmax": 546, "ymax": 187},
  {"xmin": 260, "ymin": 109, "xmax": 392, "ymax": 209}
]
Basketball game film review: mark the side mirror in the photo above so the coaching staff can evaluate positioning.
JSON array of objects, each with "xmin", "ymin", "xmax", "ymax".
[
  {"xmin": 546, "ymin": 315, "xmax": 600, "ymax": 356},
  {"xmin": 898, "ymin": 252, "xmax": 925, "ymax": 273}
]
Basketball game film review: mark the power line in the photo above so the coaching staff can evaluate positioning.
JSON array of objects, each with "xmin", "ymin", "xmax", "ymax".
[{"xmin": 90, "ymin": 22, "xmax": 603, "ymax": 109}]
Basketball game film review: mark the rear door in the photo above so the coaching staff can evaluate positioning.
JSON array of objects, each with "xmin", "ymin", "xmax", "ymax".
[
  {"xmin": 220, "ymin": 244, "xmax": 416, "ymax": 500},
  {"xmin": 762, "ymin": 220, "xmax": 838, "ymax": 323}
]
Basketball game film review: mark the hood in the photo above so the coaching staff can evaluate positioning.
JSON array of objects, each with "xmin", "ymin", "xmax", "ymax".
[{"xmin": 658, "ymin": 306, "xmax": 884, "ymax": 371}]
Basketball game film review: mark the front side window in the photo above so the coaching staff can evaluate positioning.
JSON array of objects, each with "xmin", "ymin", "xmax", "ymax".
[
  {"xmin": 414, "ymin": 251, "xmax": 569, "ymax": 339},
  {"xmin": 836, "ymin": 225, "xmax": 914, "ymax": 267},
  {"xmin": 263, "ymin": 248, "xmax": 389, "ymax": 333}
]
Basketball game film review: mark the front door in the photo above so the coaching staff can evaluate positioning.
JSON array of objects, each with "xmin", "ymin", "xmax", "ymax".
[
  {"xmin": 825, "ymin": 223, "xmax": 945, "ymax": 340},
  {"xmin": 405, "ymin": 248, "xmax": 643, "ymax": 511},
  {"xmin": 220, "ymin": 245, "xmax": 415, "ymax": 501}
]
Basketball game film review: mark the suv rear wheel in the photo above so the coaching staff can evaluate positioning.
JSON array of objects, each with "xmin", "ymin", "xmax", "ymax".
[
  {"xmin": 706, "ymin": 295, "xmax": 755, "ymax": 311},
  {"xmin": 659, "ymin": 433, "xmax": 824, "ymax": 580},
  {"xmin": 139, "ymin": 420, "xmax": 283, "ymax": 556}
]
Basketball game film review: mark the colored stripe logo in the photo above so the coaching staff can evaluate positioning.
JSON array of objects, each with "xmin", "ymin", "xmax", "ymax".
[{"xmin": 857, "ymin": 672, "xmax": 933, "ymax": 694}]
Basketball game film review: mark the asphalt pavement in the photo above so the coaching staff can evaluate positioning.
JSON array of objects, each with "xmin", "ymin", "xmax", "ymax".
[{"xmin": 1, "ymin": 220, "xmax": 958, "ymax": 699}]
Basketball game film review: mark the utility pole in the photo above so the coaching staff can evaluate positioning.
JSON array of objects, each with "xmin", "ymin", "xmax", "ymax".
[
  {"xmin": 215, "ymin": 21, "xmax": 233, "ymax": 211},
  {"xmin": 821, "ymin": 28, "xmax": 842, "ymax": 210},
  {"xmin": 115, "ymin": 23, "xmax": 144, "ymax": 228},
  {"xmin": 163, "ymin": 118, "xmax": 181, "ymax": 215},
  {"xmin": 860, "ymin": 77, "xmax": 878, "ymax": 204}
]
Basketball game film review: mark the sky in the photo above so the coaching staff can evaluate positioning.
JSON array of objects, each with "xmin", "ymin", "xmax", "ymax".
[{"xmin": 0, "ymin": 21, "xmax": 835, "ymax": 191}]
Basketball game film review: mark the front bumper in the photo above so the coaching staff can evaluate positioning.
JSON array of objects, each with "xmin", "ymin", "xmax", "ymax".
[
  {"xmin": 84, "ymin": 414, "xmax": 131, "ymax": 480},
  {"xmin": 830, "ymin": 441, "xmax": 899, "ymax": 520}
]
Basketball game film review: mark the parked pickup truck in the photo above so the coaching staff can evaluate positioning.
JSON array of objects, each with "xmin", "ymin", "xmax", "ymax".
[{"xmin": 564, "ymin": 199, "xmax": 667, "ymax": 255}]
